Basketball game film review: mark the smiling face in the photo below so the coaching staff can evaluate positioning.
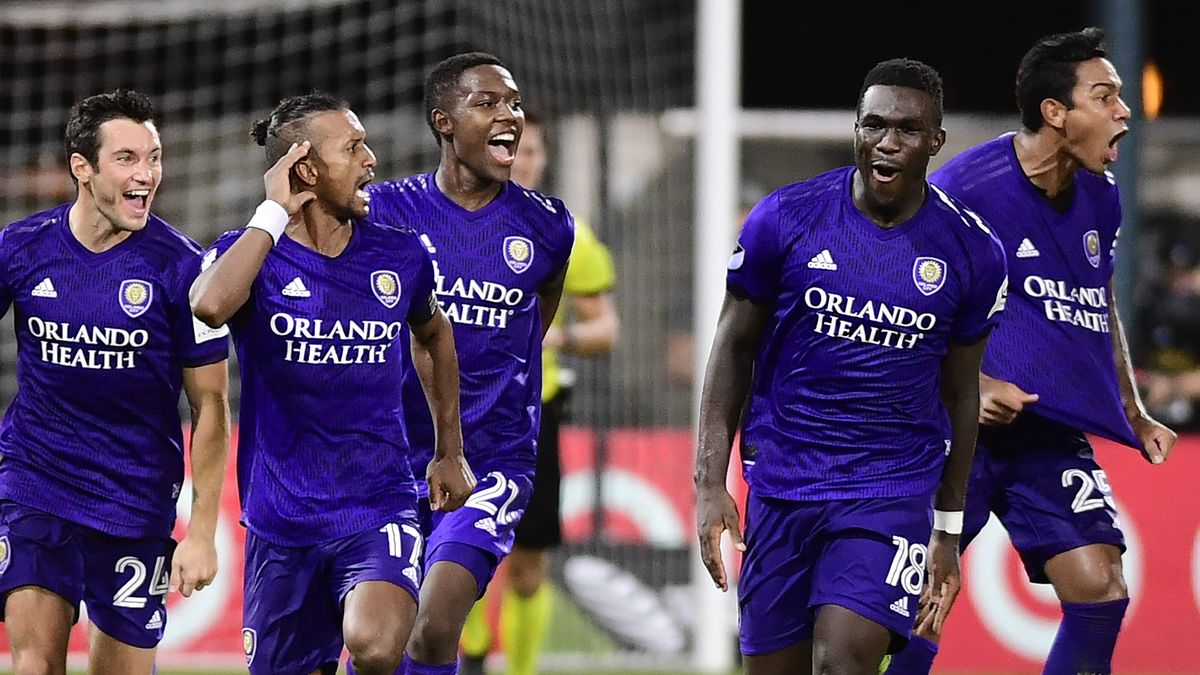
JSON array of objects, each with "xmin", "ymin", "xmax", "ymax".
[
  {"xmin": 435, "ymin": 64, "xmax": 525, "ymax": 184},
  {"xmin": 71, "ymin": 118, "xmax": 162, "ymax": 233},
  {"xmin": 301, "ymin": 109, "xmax": 377, "ymax": 219},
  {"xmin": 1057, "ymin": 57, "xmax": 1131, "ymax": 175},
  {"xmin": 853, "ymin": 84, "xmax": 945, "ymax": 212}
]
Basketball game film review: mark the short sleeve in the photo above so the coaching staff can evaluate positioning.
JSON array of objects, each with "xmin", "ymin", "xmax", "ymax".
[
  {"xmin": 726, "ymin": 192, "xmax": 784, "ymax": 303},
  {"xmin": 550, "ymin": 210, "xmax": 576, "ymax": 280},
  {"xmin": 563, "ymin": 221, "xmax": 615, "ymax": 296},
  {"xmin": 949, "ymin": 214, "xmax": 1009, "ymax": 344},
  {"xmin": 0, "ymin": 229, "xmax": 14, "ymax": 319},
  {"xmin": 406, "ymin": 245, "xmax": 439, "ymax": 326},
  {"xmin": 172, "ymin": 250, "xmax": 230, "ymax": 367}
]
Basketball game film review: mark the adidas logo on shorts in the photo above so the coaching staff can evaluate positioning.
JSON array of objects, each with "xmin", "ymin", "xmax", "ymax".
[
  {"xmin": 474, "ymin": 517, "xmax": 497, "ymax": 537},
  {"xmin": 889, "ymin": 596, "xmax": 910, "ymax": 617},
  {"xmin": 145, "ymin": 609, "xmax": 163, "ymax": 631}
]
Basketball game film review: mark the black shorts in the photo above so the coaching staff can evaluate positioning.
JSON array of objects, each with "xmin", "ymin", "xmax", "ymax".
[{"xmin": 515, "ymin": 393, "xmax": 565, "ymax": 549}]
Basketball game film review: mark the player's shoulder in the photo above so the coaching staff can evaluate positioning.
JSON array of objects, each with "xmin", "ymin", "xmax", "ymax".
[
  {"xmin": 0, "ymin": 203, "xmax": 71, "ymax": 249},
  {"xmin": 507, "ymin": 181, "xmax": 572, "ymax": 227},
  {"xmin": 772, "ymin": 166, "xmax": 852, "ymax": 215},
  {"xmin": 358, "ymin": 216, "xmax": 425, "ymax": 249},
  {"xmin": 931, "ymin": 133, "xmax": 1018, "ymax": 198},
  {"xmin": 1076, "ymin": 167, "xmax": 1121, "ymax": 205},
  {"xmin": 368, "ymin": 173, "xmax": 433, "ymax": 201},
  {"xmin": 140, "ymin": 213, "xmax": 206, "ymax": 258}
]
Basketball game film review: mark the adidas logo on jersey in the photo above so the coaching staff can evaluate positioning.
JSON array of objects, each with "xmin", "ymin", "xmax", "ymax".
[
  {"xmin": 474, "ymin": 517, "xmax": 497, "ymax": 537},
  {"xmin": 889, "ymin": 596, "xmax": 910, "ymax": 617},
  {"xmin": 1016, "ymin": 238, "xmax": 1040, "ymax": 258},
  {"xmin": 32, "ymin": 277, "xmax": 57, "ymax": 298},
  {"xmin": 282, "ymin": 277, "xmax": 311, "ymax": 298},
  {"xmin": 807, "ymin": 249, "xmax": 837, "ymax": 270},
  {"xmin": 145, "ymin": 609, "xmax": 163, "ymax": 631}
]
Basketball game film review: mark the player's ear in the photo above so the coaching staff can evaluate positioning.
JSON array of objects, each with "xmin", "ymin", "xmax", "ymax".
[
  {"xmin": 292, "ymin": 154, "xmax": 318, "ymax": 187},
  {"xmin": 929, "ymin": 127, "xmax": 946, "ymax": 157},
  {"xmin": 69, "ymin": 153, "xmax": 93, "ymax": 185},
  {"xmin": 1041, "ymin": 97, "xmax": 1068, "ymax": 131},
  {"xmin": 431, "ymin": 108, "xmax": 453, "ymax": 140}
]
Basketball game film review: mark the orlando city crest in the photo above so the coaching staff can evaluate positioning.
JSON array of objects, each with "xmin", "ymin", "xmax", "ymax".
[
  {"xmin": 912, "ymin": 257, "xmax": 947, "ymax": 296},
  {"xmin": 371, "ymin": 270, "xmax": 401, "ymax": 309},
  {"xmin": 0, "ymin": 535, "xmax": 10, "ymax": 576},
  {"xmin": 119, "ymin": 279, "xmax": 153, "ymax": 318},
  {"xmin": 1083, "ymin": 229, "xmax": 1101, "ymax": 268},
  {"xmin": 242, "ymin": 627, "xmax": 257, "ymax": 665},
  {"xmin": 503, "ymin": 236, "xmax": 535, "ymax": 274}
]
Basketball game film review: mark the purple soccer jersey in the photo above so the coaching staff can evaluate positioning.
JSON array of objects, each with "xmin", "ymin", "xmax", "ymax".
[
  {"xmin": 728, "ymin": 167, "xmax": 1008, "ymax": 502},
  {"xmin": 931, "ymin": 134, "xmax": 1138, "ymax": 448},
  {"xmin": 206, "ymin": 218, "xmax": 437, "ymax": 547},
  {"xmin": 0, "ymin": 204, "xmax": 228, "ymax": 538},
  {"xmin": 367, "ymin": 175, "xmax": 574, "ymax": 486}
]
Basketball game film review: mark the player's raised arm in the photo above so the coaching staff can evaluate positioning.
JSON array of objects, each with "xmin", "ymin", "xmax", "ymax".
[
  {"xmin": 172, "ymin": 361, "xmax": 231, "ymax": 597},
  {"xmin": 694, "ymin": 293, "xmax": 767, "ymax": 591},
  {"xmin": 190, "ymin": 141, "xmax": 315, "ymax": 327},
  {"xmin": 410, "ymin": 301, "xmax": 474, "ymax": 512}
]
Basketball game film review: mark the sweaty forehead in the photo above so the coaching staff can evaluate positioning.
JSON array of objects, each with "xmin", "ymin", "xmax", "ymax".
[
  {"xmin": 458, "ymin": 65, "xmax": 519, "ymax": 97},
  {"xmin": 859, "ymin": 85, "xmax": 935, "ymax": 122},
  {"xmin": 1075, "ymin": 57, "xmax": 1122, "ymax": 90},
  {"xmin": 304, "ymin": 109, "xmax": 363, "ymax": 143}
]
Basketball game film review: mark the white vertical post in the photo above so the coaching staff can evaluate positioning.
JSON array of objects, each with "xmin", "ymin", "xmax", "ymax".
[{"xmin": 691, "ymin": 0, "xmax": 741, "ymax": 672}]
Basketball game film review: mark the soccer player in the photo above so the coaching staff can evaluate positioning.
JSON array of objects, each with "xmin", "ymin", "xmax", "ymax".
[
  {"xmin": 459, "ymin": 112, "xmax": 620, "ymax": 675},
  {"xmin": 364, "ymin": 53, "xmax": 575, "ymax": 675},
  {"xmin": 695, "ymin": 59, "xmax": 1008, "ymax": 675},
  {"xmin": 189, "ymin": 93, "xmax": 475, "ymax": 675},
  {"xmin": 884, "ymin": 28, "xmax": 1176, "ymax": 675},
  {"xmin": 0, "ymin": 89, "xmax": 231, "ymax": 675}
]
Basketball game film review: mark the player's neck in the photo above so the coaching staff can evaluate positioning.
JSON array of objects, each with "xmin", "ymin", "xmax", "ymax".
[
  {"xmin": 287, "ymin": 202, "xmax": 352, "ymax": 258},
  {"xmin": 67, "ymin": 196, "xmax": 134, "ymax": 253},
  {"xmin": 435, "ymin": 163, "xmax": 503, "ymax": 212},
  {"xmin": 1014, "ymin": 129, "xmax": 1077, "ymax": 198},
  {"xmin": 850, "ymin": 171, "xmax": 926, "ymax": 229}
]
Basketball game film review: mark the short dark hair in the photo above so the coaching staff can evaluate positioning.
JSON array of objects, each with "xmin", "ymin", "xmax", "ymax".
[
  {"xmin": 64, "ymin": 89, "xmax": 156, "ymax": 172},
  {"xmin": 1016, "ymin": 27, "xmax": 1107, "ymax": 132},
  {"xmin": 857, "ymin": 58, "xmax": 944, "ymax": 126},
  {"xmin": 423, "ymin": 52, "xmax": 507, "ymax": 144},
  {"xmin": 250, "ymin": 92, "xmax": 347, "ymax": 164}
]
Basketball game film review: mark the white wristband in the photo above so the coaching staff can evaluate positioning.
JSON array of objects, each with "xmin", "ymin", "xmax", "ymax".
[
  {"xmin": 934, "ymin": 509, "xmax": 964, "ymax": 535},
  {"xmin": 245, "ymin": 200, "xmax": 288, "ymax": 245}
]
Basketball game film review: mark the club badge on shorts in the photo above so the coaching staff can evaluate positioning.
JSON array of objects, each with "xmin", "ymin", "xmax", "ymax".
[{"xmin": 243, "ymin": 627, "xmax": 257, "ymax": 665}]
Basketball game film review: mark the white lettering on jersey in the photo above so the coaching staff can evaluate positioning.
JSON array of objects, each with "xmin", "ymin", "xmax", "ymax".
[
  {"xmin": 27, "ymin": 317, "xmax": 148, "ymax": 370},
  {"xmin": 1022, "ymin": 276, "xmax": 1110, "ymax": 333},
  {"xmin": 804, "ymin": 287, "xmax": 936, "ymax": 350}
]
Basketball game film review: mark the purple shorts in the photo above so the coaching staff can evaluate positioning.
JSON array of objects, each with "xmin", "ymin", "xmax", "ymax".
[
  {"xmin": 738, "ymin": 491, "xmax": 933, "ymax": 656},
  {"xmin": 962, "ymin": 413, "xmax": 1125, "ymax": 583},
  {"xmin": 419, "ymin": 469, "xmax": 534, "ymax": 597},
  {"xmin": 241, "ymin": 514, "xmax": 422, "ymax": 674},
  {"xmin": 0, "ymin": 500, "xmax": 175, "ymax": 648}
]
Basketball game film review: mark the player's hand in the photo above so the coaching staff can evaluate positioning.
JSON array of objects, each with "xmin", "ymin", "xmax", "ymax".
[
  {"xmin": 264, "ymin": 141, "xmax": 317, "ymax": 215},
  {"xmin": 695, "ymin": 484, "xmax": 745, "ymax": 592},
  {"xmin": 916, "ymin": 530, "xmax": 962, "ymax": 637},
  {"xmin": 170, "ymin": 533, "xmax": 218, "ymax": 597},
  {"xmin": 1132, "ymin": 413, "xmax": 1177, "ymax": 464},
  {"xmin": 979, "ymin": 375, "xmax": 1038, "ymax": 426},
  {"xmin": 427, "ymin": 453, "xmax": 476, "ymax": 512}
]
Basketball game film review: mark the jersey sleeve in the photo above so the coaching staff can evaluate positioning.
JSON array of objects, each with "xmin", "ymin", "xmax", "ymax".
[
  {"xmin": 406, "ymin": 244, "xmax": 439, "ymax": 326},
  {"xmin": 563, "ymin": 221, "xmax": 615, "ymax": 296},
  {"xmin": 949, "ymin": 215, "xmax": 1009, "ymax": 344},
  {"xmin": 550, "ymin": 209, "xmax": 576, "ymax": 281},
  {"xmin": 0, "ymin": 228, "xmax": 15, "ymax": 319},
  {"xmin": 172, "ymin": 250, "xmax": 230, "ymax": 367},
  {"xmin": 726, "ymin": 191, "xmax": 784, "ymax": 303}
]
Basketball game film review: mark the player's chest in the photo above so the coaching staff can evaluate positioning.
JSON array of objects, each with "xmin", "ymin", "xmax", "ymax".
[
  {"xmin": 253, "ymin": 257, "xmax": 411, "ymax": 325},
  {"xmin": 994, "ymin": 216, "xmax": 1111, "ymax": 302},
  {"xmin": 415, "ymin": 225, "xmax": 548, "ymax": 303},
  {"xmin": 14, "ymin": 259, "xmax": 169, "ymax": 334},
  {"xmin": 781, "ymin": 235, "xmax": 962, "ymax": 324}
]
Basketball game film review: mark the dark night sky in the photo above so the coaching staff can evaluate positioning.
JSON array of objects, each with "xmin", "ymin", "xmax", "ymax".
[{"xmin": 742, "ymin": 1, "xmax": 1200, "ymax": 116}]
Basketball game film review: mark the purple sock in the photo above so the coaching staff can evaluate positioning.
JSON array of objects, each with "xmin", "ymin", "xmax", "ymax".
[
  {"xmin": 883, "ymin": 635, "xmax": 939, "ymax": 675},
  {"xmin": 403, "ymin": 653, "xmax": 458, "ymax": 675},
  {"xmin": 1043, "ymin": 598, "xmax": 1129, "ymax": 675}
]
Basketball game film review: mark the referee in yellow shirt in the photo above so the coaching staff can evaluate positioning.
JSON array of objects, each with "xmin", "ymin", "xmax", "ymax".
[{"xmin": 462, "ymin": 113, "xmax": 620, "ymax": 675}]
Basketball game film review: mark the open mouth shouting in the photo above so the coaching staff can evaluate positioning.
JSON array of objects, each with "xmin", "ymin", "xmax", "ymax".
[
  {"xmin": 356, "ymin": 172, "xmax": 375, "ymax": 205},
  {"xmin": 871, "ymin": 161, "xmax": 903, "ymax": 184},
  {"xmin": 1106, "ymin": 129, "xmax": 1127, "ymax": 164},
  {"xmin": 122, "ymin": 188, "xmax": 152, "ymax": 218},
  {"xmin": 487, "ymin": 131, "xmax": 517, "ymax": 167}
]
